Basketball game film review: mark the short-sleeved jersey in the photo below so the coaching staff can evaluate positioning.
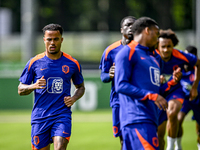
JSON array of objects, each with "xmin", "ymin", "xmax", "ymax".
[
  {"xmin": 154, "ymin": 49, "xmax": 197, "ymax": 95},
  {"xmin": 156, "ymin": 49, "xmax": 197, "ymax": 76},
  {"xmin": 115, "ymin": 40, "xmax": 161, "ymax": 128},
  {"xmin": 180, "ymin": 69, "xmax": 200, "ymax": 104},
  {"xmin": 99, "ymin": 40, "xmax": 124, "ymax": 107},
  {"xmin": 19, "ymin": 52, "xmax": 84, "ymax": 124}
]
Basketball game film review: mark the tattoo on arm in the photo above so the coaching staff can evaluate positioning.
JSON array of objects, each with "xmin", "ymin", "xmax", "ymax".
[{"xmin": 18, "ymin": 83, "xmax": 34, "ymax": 96}]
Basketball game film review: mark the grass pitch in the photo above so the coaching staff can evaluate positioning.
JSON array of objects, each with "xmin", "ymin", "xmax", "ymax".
[{"xmin": 0, "ymin": 110, "xmax": 197, "ymax": 150}]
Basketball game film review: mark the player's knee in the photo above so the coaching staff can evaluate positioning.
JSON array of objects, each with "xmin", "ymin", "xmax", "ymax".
[{"xmin": 167, "ymin": 109, "xmax": 178, "ymax": 121}]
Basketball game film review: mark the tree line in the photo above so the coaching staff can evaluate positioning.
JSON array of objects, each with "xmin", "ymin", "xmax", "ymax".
[{"xmin": 0, "ymin": 0, "xmax": 196, "ymax": 32}]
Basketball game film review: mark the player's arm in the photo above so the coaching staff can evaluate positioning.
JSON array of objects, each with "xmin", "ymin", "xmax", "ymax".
[
  {"xmin": 101, "ymin": 63, "xmax": 115, "ymax": 82},
  {"xmin": 18, "ymin": 76, "xmax": 46, "ymax": 96},
  {"xmin": 64, "ymin": 82, "xmax": 85, "ymax": 107},
  {"xmin": 159, "ymin": 67, "xmax": 182, "ymax": 95},
  {"xmin": 190, "ymin": 59, "xmax": 200, "ymax": 100},
  {"xmin": 115, "ymin": 50, "xmax": 168, "ymax": 110}
]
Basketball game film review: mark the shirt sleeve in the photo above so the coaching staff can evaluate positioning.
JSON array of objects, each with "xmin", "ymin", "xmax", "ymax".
[
  {"xmin": 19, "ymin": 59, "xmax": 34, "ymax": 85},
  {"xmin": 115, "ymin": 47, "xmax": 158, "ymax": 101},
  {"xmin": 159, "ymin": 76, "xmax": 177, "ymax": 96},
  {"xmin": 99, "ymin": 49, "xmax": 113, "ymax": 83},
  {"xmin": 72, "ymin": 62, "xmax": 84, "ymax": 85}
]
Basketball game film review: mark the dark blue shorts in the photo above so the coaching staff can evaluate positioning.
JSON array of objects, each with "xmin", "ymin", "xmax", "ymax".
[
  {"xmin": 112, "ymin": 105, "xmax": 122, "ymax": 137},
  {"xmin": 122, "ymin": 123, "xmax": 159, "ymax": 150},
  {"xmin": 31, "ymin": 115, "xmax": 71, "ymax": 149},
  {"xmin": 181, "ymin": 97, "xmax": 200, "ymax": 125}
]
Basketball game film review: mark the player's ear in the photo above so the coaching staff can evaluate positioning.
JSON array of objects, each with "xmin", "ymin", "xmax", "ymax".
[{"xmin": 144, "ymin": 27, "xmax": 149, "ymax": 35}]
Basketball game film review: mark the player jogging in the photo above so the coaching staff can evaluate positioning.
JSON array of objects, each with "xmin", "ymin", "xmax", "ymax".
[
  {"xmin": 99, "ymin": 16, "xmax": 136, "ymax": 149},
  {"xmin": 175, "ymin": 45, "xmax": 200, "ymax": 150},
  {"xmin": 155, "ymin": 29, "xmax": 200, "ymax": 150},
  {"xmin": 18, "ymin": 24, "xmax": 85, "ymax": 150},
  {"xmin": 115, "ymin": 17, "xmax": 168, "ymax": 150}
]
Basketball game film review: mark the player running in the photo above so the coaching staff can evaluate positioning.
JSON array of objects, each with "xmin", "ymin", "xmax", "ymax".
[
  {"xmin": 175, "ymin": 45, "xmax": 200, "ymax": 150},
  {"xmin": 18, "ymin": 24, "xmax": 85, "ymax": 150},
  {"xmin": 115, "ymin": 16, "xmax": 168, "ymax": 150},
  {"xmin": 99, "ymin": 16, "xmax": 136, "ymax": 149},
  {"xmin": 155, "ymin": 29, "xmax": 200, "ymax": 150}
]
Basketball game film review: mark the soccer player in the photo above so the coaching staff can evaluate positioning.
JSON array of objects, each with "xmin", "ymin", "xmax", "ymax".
[
  {"xmin": 155, "ymin": 29, "xmax": 200, "ymax": 150},
  {"xmin": 99, "ymin": 16, "xmax": 136, "ymax": 148},
  {"xmin": 18, "ymin": 24, "xmax": 85, "ymax": 150},
  {"xmin": 175, "ymin": 45, "xmax": 200, "ymax": 150},
  {"xmin": 114, "ymin": 17, "xmax": 168, "ymax": 150}
]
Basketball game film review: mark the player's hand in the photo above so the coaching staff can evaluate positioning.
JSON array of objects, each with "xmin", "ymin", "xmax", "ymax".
[
  {"xmin": 34, "ymin": 76, "xmax": 46, "ymax": 89},
  {"xmin": 189, "ymin": 87, "xmax": 198, "ymax": 101},
  {"xmin": 154, "ymin": 95, "xmax": 168, "ymax": 111},
  {"xmin": 160, "ymin": 75, "xmax": 166, "ymax": 84},
  {"xmin": 172, "ymin": 67, "xmax": 182, "ymax": 83},
  {"xmin": 109, "ymin": 63, "xmax": 115, "ymax": 78},
  {"xmin": 64, "ymin": 96, "xmax": 76, "ymax": 107}
]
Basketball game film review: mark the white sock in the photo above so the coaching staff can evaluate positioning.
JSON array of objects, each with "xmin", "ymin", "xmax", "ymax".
[
  {"xmin": 166, "ymin": 136, "xmax": 176, "ymax": 150},
  {"xmin": 174, "ymin": 137, "xmax": 182, "ymax": 150},
  {"xmin": 197, "ymin": 143, "xmax": 200, "ymax": 150}
]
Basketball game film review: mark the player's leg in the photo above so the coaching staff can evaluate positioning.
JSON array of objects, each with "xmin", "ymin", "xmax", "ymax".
[
  {"xmin": 51, "ymin": 115, "xmax": 71, "ymax": 150},
  {"xmin": 31, "ymin": 122, "xmax": 52, "ymax": 150},
  {"xmin": 174, "ymin": 111, "xmax": 186, "ymax": 150},
  {"xmin": 166, "ymin": 99, "xmax": 182, "ymax": 150},
  {"xmin": 52, "ymin": 136, "xmax": 69, "ymax": 150},
  {"xmin": 158, "ymin": 121, "xmax": 167, "ymax": 150},
  {"xmin": 112, "ymin": 105, "xmax": 123, "ymax": 149}
]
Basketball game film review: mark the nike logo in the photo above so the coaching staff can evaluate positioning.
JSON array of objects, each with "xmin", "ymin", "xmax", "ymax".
[
  {"xmin": 40, "ymin": 68, "xmax": 47, "ymax": 71},
  {"xmin": 141, "ymin": 57, "xmax": 145, "ymax": 60},
  {"xmin": 63, "ymin": 131, "xmax": 69, "ymax": 134}
]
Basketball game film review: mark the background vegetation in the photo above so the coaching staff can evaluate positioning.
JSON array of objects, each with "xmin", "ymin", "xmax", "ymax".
[{"xmin": 0, "ymin": 0, "xmax": 196, "ymax": 32}]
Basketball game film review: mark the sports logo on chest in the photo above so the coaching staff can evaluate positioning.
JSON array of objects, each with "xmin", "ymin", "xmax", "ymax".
[
  {"xmin": 47, "ymin": 77, "xmax": 63, "ymax": 94},
  {"xmin": 62, "ymin": 65, "xmax": 69, "ymax": 74},
  {"xmin": 149, "ymin": 66, "xmax": 160, "ymax": 87}
]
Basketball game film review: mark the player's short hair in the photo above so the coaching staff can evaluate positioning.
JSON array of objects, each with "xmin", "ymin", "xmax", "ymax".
[
  {"xmin": 42, "ymin": 24, "xmax": 64, "ymax": 35},
  {"xmin": 159, "ymin": 29, "xmax": 179, "ymax": 47},
  {"xmin": 120, "ymin": 16, "xmax": 137, "ymax": 28},
  {"xmin": 132, "ymin": 17, "xmax": 158, "ymax": 36},
  {"xmin": 185, "ymin": 45, "xmax": 197, "ymax": 56}
]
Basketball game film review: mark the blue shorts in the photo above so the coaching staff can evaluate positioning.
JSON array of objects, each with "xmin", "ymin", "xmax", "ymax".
[
  {"xmin": 181, "ymin": 97, "xmax": 200, "ymax": 125},
  {"xmin": 31, "ymin": 115, "xmax": 71, "ymax": 149},
  {"xmin": 158, "ymin": 109, "xmax": 167, "ymax": 126},
  {"xmin": 158, "ymin": 87, "xmax": 185, "ymax": 126},
  {"xmin": 112, "ymin": 105, "xmax": 122, "ymax": 137},
  {"xmin": 122, "ymin": 123, "xmax": 159, "ymax": 150}
]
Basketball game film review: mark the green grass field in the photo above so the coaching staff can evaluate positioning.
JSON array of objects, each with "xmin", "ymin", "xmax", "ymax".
[{"xmin": 0, "ymin": 109, "xmax": 198, "ymax": 150}]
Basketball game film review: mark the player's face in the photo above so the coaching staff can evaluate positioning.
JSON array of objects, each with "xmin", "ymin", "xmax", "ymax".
[
  {"xmin": 148, "ymin": 25, "xmax": 160, "ymax": 48},
  {"xmin": 43, "ymin": 30, "xmax": 63, "ymax": 55},
  {"xmin": 121, "ymin": 18, "xmax": 135, "ymax": 40},
  {"xmin": 158, "ymin": 38, "xmax": 173, "ymax": 62}
]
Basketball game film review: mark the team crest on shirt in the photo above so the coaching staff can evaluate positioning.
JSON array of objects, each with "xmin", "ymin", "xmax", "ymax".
[
  {"xmin": 62, "ymin": 65, "xmax": 69, "ymax": 74},
  {"xmin": 173, "ymin": 65, "xmax": 179, "ymax": 71},
  {"xmin": 149, "ymin": 66, "xmax": 160, "ymax": 86},
  {"xmin": 47, "ymin": 77, "xmax": 63, "ymax": 93}
]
